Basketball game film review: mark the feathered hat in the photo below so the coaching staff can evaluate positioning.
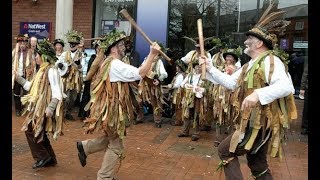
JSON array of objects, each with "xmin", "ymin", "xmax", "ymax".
[
  {"xmin": 65, "ymin": 30, "xmax": 83, "ymax": 44},
  {"xmin": 245, "ymin": 0, "xmax": 290, "ymax": 50},
  {"xmin": 53, "ymin": 38, "xmax": 65, "ymax": 47},
  {"xmin": 15, "ymin": 34, "xmax": 29, "ymax": 42},
  {"xmin": 35, "ymin": 39, "xmax": 58, "ymax": 64}
]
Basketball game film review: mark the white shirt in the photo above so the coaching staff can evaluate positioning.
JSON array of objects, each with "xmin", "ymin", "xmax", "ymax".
[
  {"xmin": 142, "ymin": 57, "xmax": 168, "ymax": 81},
  {"xmin": 206, "ymin": 55, "xmax": 295, "ymax": 105},
  {"xmin": 109, "ymin": 59, "xmax": 142, "ymax": 82},
  {"xmin": 181, "ymin": 73, "xmax": 202, "ymax": 88},
  {"xmin": 181, "ymin": 50, "xmax": 212, "ymax": 64},
  {"xmin": 23, "ymin": 67, "xmax": 63, "ymax": 101},
  {"xmin": 58, "ymin": 50, "xmax": 83, "ymax": 71},
  {"xmin": 18, "ymin": 51, "xmax": 24, "ymax": 76},
  {"xmin": 172, "ymin": 73, "xmax": 184, "ymax": 89}
]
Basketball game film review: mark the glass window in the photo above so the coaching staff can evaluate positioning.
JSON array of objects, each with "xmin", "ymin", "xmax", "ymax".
[
  {"xmin": 94, "ymin": 0, "xmax": 137, "ymax": 38},
  {"xmin": 168, "ymin": 0, "xmax": 308, "ymax": 58}
]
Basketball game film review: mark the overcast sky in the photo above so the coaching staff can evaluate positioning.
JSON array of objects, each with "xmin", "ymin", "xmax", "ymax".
[{"xmin": 240, "ymin": 0, "xmax": 308, "ymax": 11}]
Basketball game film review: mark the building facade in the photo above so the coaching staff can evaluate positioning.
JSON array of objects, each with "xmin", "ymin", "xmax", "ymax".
[{"xmin": 12, "ymin": 0, "xmax": 308, "ymax": 62}]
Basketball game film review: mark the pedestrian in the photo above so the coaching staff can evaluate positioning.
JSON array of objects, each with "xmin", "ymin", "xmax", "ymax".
[
  {"xmin": 53, "ymin": 38, "xmax": 65, "ymax": 58},
  {"xmin": 76, "ymin": 29, "xmax": 161, "ymax": 179},
  {"xmin": 180, "ymin": 38, "xmax": 212, "ymax": 131},
  {"xmin": 139, "ymin": 42, "xmax": 168, "ymax": 128},
  {"xmin": 299, "ymin": 55, "xmax": 308, "ymax": 135},
  {"xmin": 213, "ymin": 46, "xmax": 242, "ymax": 147},
  {"xmin": 122, "ymin": 38, "xmax": 144, "ymax": 125},
  {"xmin": 178, "ymin": 62, "xmax": 206, "ymax": 141},
  {"xmin": 165, "ymin": 59, "xmax": 187, "ymax": 126},
  {"xmin": 12, "ymin": 34, "xmax": 36, "ymax": 116},
  {"xmin": 56, "ymin": 30, "xmax": 84, "ymax": 120},
  {"xmin": 78, "ymin": 42, "xmax": 99, "ymax": 120},
  {"xmin": 199, "ymin": 2, "xmax": 297, "ymax": 179},
  {"xmin": 13, "ymin": 39, "xmax": 65, "ymax": 169}
]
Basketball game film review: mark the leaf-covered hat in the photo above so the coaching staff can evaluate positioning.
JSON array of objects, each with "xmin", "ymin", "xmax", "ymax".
[
  {"xmin": 245, "ymin": 0, "xmax": 290, "ymax": 50},
  {"xmin": 99, "ymin": 29, "xmax": 127, "ymax": 51},
  {"xmin": 53, "ymin": 38, "xmax": 65, "ymax": 47},
  {"xmin": 174, "ymin": 59, "xmax": 187, "ymax": 72},
  {"xmin": 35, "ymin": 39, "xmax": 58, "ymax": 64},
  {"xmin": 15, "ymin": 34, "xmax": 29, "ymax": 42},
  {"xmin": 65, "ymin": 30, "xmax": 83, "ymax": 44},
  {"xmin": 223, "ymin": 45, "xmax": 243, "ymax": 62}
]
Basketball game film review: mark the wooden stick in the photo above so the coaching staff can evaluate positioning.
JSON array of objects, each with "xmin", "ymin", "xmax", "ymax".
[
  {"xmin": 197, "ymin": 19, "xmax": 206, "ymax": 80},
  {"xmin": 119, "ymin": 9, "xmax": 172, "ymax": 63}
]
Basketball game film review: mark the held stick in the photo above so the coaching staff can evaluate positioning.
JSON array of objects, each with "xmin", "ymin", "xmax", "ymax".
[
  {"xmin": 119, "ymin": 9, "xmax": 172, "ymax": 63},
  {"xmin": 197, "ymin": 19, "xmax": 206, "ymax": 80}
]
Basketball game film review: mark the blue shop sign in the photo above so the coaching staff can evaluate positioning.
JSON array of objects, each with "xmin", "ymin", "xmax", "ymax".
[{"xmin": 20, "ymin": 22, "xmax": 51, "ymax": 40}]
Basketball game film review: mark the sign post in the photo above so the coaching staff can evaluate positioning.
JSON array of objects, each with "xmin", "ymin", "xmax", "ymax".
[{"xmin": 20, "ymin": 22, "xmax": 51, "ymax": 41}]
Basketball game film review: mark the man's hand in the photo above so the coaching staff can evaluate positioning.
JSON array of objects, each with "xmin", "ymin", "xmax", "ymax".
[
  {"xmin": 12, "ymin": 69, "xmax": 18, "ymax": 78},
  {"xmin": 241, "ymin": 91, "xmax": 259, "ymax": 111},
  {"xmin": 167, "ymin": 84, "xmax": 173, "ymax": 89},
  {"xmin": 45, "ymin": 107, "xmax": 54, "ymax": 118},
  {"xmin": 153, "ymin": 79, "xmax": 160, "ymax": 86},
  {"xmin": 199, "ymin": 56, "xmax": 212, "ymax": 71},
  {"xmin": 299, "ymin": 89, "xmax": 305, "ymax": 97},
  {"xmin": 150, "ymin": 42, "xmax": 161, "ymax": 56}
]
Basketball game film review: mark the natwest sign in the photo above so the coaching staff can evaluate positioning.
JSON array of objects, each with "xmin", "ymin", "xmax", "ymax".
[{"xmin": 20, "ymin": 22, "xmax": 51, "ymax": 40}]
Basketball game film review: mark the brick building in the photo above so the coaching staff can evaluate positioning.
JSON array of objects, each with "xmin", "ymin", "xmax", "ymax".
[{"xmin": 12, "ymin": 0, "xmax": 94, "ymax": 48}]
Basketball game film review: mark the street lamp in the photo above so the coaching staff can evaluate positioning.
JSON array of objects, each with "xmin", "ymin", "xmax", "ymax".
[{"xmin": 237, "ymin": 0, "xmax": 240, "ymax": 32}]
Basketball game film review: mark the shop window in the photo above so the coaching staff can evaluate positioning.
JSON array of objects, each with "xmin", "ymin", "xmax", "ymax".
[
  {"xmin": 94, "ymin": 0, "xmax": 137, "ymax": 38},
  {"xmin": 295, "ymin": 21, "xmax": 304, "ymax": 30}
]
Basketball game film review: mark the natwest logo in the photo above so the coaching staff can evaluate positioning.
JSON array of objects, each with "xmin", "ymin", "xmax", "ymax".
[{"xmin": 27, "ymin": 23, "xmax": 46, "ymax": 29}]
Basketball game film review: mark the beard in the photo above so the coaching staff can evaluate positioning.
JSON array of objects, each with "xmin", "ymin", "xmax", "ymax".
[{"xmin": 244, "ymin": 47, "xmax": 249, "ymax": 55}]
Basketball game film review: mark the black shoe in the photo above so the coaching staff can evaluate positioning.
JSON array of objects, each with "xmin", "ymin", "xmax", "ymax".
[
  {"xmin": 133, "ymin": 119, "xmax": 144, "ymax": 125},
  {"xmin": 191, "ymin": 135, "xmax": 199, "ymax": 141},
  {"xmin": 155, "ymin": 123, "xmax": 162, "ymax": 128},
  {"xmin": 177, "ymin": 133, "xmax": 189, "ymax": 137},
  {"xmin": 77, "ymin": 141, "xmax": 87, "ymax": 167},
  {"xmin": 65, "ymin": 113, "xmax": 75, "ymax": 120},
  {"xmin": 200, "ymin": 125, "xmax": 211, "ymax": 132},
  {"xmin": 16, "ymin": 111, "xmax": 21, "ymax": 117},
  {"xmin": 170, "ymin": 121, "xmax": 183, "ymax": 126},
  {"xmin": 44, "ymin": 157, "xmax": 57, "ymax": 167},
  {"xmin": 32, "ymin": 157, "xmax": 53, "ymax": 169},
  {"xmin": 213, "ymin": 140, "xmax": 221, "ymax": 147}
]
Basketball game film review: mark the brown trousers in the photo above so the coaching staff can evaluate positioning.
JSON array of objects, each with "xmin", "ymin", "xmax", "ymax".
[
  {"xmin": 218, "ymin": 131, "xmax": 273, "ymax": 180},
  {"xmin": 82, "ymin": 130, "xmax": 124, "ymax": 180},
  {"xmin": 181, "ymin": 107, "xmax": 200, "ymax": 137},
  {"xmin": 173, "ymin": 104, "xmax": 183, "ymax": 125},
  {"xmin": 25, "ymin": 121, "xmax": 56, "ymax": 162}
]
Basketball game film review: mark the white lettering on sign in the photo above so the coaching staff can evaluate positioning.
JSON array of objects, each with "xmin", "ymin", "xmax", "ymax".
[
  {"xmin": 293, "ymin": 41, "xmax": 308, "ymax": 49},
  {"xmin": 28, "ymin": 24, "xmax": 46, "ymax": 29},
  {"xmin": 104, "ymin": 0, "xmax": 133, "ymax": 2}
]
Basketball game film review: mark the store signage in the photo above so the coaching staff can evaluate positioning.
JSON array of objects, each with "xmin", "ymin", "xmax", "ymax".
[
  {"xmin": 20, "ymin": 22, "xmax": 51, "ymax": 40},
  {"xmin": 280, "ymin": 38, "xmax": 289, "ymax": 49},
  {"xmin": 293, "ymin": 41, "xmax": 308, "ymax": 49},
  {"xmin": 104, "ymin": 0, "xmax": 134, "ymax": 2}
]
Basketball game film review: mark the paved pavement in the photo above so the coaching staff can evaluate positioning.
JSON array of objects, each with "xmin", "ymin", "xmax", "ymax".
[{"xmin": 12, "ymin": 98, "xmax": 308, "ymax": 180}]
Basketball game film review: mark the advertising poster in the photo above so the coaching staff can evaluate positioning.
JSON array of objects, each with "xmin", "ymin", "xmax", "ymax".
[{"xmin": 20, "ymin": 22, "xmax": 51, "ymax": 41}]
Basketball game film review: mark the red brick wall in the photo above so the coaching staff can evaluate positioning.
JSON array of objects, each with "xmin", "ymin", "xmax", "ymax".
[
  {"xmin": 74, "ymin": 0, "xmax": 93, "ymax": 48},
  {"xmin": 12, "ymin": 0, "xmax": 93, "ymax": 48}
]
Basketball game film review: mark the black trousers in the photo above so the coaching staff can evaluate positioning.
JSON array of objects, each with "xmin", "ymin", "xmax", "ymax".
[
  {"xmin": 25, "ymin": 121, "xmax": 56, "ymax": 162},
  {"xmin": 218, "ymin": 130, "xmax": 273, "ymax": 180},
  {"xmin": 301, "ymin": 89, "xmax": 308, "ymax": 131},
  {"xmin": 13, "ymin": 82, "xmax": 25, "ymax": 113}
]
